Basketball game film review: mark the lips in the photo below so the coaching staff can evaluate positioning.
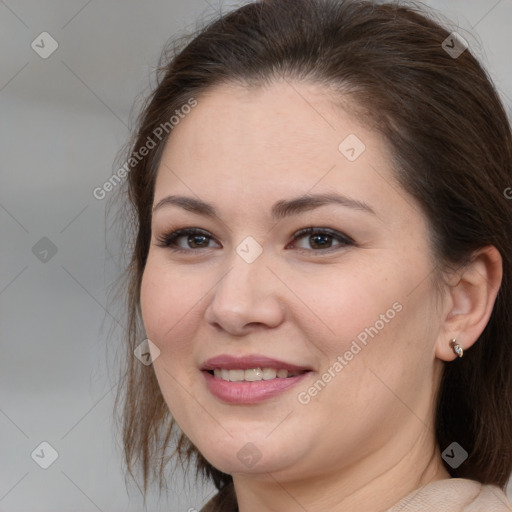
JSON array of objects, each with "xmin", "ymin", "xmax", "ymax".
[
  {"xmin": 200, "ymin": 354, "xmax": 313, "ymax": 404},
  {"xmin": 201, "ymin": 354, "xmax": 311, "ymax": 372}
]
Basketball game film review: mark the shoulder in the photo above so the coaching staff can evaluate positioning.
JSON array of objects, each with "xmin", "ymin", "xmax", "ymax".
[{"xmin": 388, "ymin": 478, "xmax": 512, "ymax": 512}]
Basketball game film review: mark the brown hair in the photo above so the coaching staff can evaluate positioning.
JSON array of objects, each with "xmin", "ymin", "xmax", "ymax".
[{"xmin": 111, "ymin": 0, "xmax": 512, "ymax": 504}]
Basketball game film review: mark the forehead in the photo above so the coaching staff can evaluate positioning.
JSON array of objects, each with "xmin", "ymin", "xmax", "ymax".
[{"xmin": 154, "ymin": 80, "xmax": 398, "ymax": 215}]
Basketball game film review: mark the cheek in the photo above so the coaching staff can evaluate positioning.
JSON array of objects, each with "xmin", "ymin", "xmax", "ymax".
[
  {"xmin": 140, "ymin": 258, "xmax": 204, "ymax": 423},
  {"xmin": 292, "ymin": 250, "xmax": 433, "ymax": 387},
  {"xmin": 140, "ymin": 257, "xmax": 202, "ymax": 359},
  {"xmin": 285, "ymin": 256, "xmax": 402, "ymax": 354}
]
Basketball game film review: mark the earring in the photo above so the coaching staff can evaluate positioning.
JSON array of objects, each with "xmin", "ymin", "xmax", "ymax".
[{"xmin": 450, "ymin": 338, "xmax": 464, "ymax": 358}]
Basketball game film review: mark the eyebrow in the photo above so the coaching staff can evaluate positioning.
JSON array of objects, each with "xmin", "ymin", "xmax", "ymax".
[{"xmin": 152, "ymin": 192, "xmax": 377, "ymax": 219}]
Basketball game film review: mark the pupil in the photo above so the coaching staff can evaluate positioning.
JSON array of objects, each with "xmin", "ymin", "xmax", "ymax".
[
  {"xmin": 189, "ymin": 235, "xmax": 208, "ymax": 248},
  {"xmin": 310, "ymin": 234, "xmax": 331, "ymax": 249}
]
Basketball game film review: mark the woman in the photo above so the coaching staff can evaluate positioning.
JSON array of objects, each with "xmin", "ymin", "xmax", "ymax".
[{"xmin": 113, "ymin": 0, "xmax": 512, "ymax": 510}]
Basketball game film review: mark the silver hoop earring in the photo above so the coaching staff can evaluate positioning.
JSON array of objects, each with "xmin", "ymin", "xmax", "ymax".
[{"xmin": 450, "ymin": 338, "xmax": 464, "ymax": 358}]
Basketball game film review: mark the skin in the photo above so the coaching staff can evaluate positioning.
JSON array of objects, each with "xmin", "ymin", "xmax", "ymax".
[{"xmin": 140, "ymin": 80, "xmax": 502, "ymax": 512}]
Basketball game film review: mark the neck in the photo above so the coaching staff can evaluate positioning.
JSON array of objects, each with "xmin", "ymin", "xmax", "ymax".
[{"xmin": 232, "ymin": 431, "xmax": 451, "ymax": 512}]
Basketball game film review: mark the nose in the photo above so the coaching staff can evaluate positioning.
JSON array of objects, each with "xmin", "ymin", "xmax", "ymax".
[{"xmin": 204, "ymin": 249, "xmax": 286, "ymax": 336}]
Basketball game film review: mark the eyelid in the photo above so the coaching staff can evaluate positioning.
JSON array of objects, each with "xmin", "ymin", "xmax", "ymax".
[
  {"xmin": 289, "ymin": 226, "xmax": 354, "ymax": 244},
  {"xmin": 155, "ymin": 227, "xmax": 222, "ymax": 252},
  {"xmin": 155, "ymin": 226, "xmax": 354, "ymax": 253}
]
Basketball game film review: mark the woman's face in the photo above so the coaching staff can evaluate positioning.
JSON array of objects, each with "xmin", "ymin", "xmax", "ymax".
[{"xmin": 140, "ymin": 80, "xmax": 445, "ymax": 481}]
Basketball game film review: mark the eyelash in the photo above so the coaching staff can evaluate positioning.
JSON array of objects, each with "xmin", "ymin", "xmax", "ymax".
[{"xmin": 155, "ymin": 227, "xmax": 355, "ymax": 254}]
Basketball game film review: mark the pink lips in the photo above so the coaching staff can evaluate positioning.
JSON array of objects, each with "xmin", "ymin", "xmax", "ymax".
[
  {"xmin": 201, "ymin": 354, "xmax": 312, "ymax": 404},
  {"xmin": 201, "ymin": 354, "xmax": 311, "ymax": 372}
]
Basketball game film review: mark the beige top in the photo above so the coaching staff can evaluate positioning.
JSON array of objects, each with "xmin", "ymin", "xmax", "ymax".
[
  {"xmin": 200, "ymin": 478, "xmax": 512, "ymax": 512},
  {"xmin": 388, "ymin": 478, "xmax": 512, "ymax": 511}
]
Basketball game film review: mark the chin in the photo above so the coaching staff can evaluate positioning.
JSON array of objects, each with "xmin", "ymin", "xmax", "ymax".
[{"xmin": 192, "ymin": 434, "xmax": 308, "ymax": 478}]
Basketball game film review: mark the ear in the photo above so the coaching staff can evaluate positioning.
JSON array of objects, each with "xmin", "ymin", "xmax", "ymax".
[{"xmin": 435, "ymin": 245, "xmax": 503, "ymax": 361}]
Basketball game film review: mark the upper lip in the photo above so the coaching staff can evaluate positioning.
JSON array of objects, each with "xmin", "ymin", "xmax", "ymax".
[{"xmin": 201, "ymin": 354, "xmax": 311, "ymax": 372}]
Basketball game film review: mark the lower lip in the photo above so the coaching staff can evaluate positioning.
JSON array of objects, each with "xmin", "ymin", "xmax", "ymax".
[{"xmin": 202, "ymin": 370, "xmax": 311, "ymax": 404}]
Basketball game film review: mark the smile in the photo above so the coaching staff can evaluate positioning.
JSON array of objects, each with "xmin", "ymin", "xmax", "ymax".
[
  {"xmin": 200, "ymin": 354, "xmax": 313, "ymax": 403},
  {"xmin": 209, "ymin": 367, "xmax": 307, "ymax": 381}
]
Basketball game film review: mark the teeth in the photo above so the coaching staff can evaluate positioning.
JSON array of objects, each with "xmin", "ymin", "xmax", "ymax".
[
  {"xmin": 245, "ymin": 368, "xmax": 263, "ymax": 381},
  {"xmin": 262, "ymin": 368, "xmax": 277, "ymax": 380},
  {"xmin": 229, "ymin": 369, "xmax": 245, "ymax": 382},
  {"xmin": 211, "ymin": 367, "xmax": 304, "ymax": 382}
]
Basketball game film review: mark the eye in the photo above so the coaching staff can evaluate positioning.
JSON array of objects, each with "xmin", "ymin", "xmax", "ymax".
[
  {"xmin": 287, "ymin": 227, "xmax": 354, "ymax": 252},
  {"xmin": 155, "ymin": 228, "xmax": 221, "ymax": 252}
]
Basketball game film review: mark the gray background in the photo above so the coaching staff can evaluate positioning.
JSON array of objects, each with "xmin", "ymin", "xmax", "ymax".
[{"xmin": 1, "ymin": 1, "xmax": 511, "ymax": 510}]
